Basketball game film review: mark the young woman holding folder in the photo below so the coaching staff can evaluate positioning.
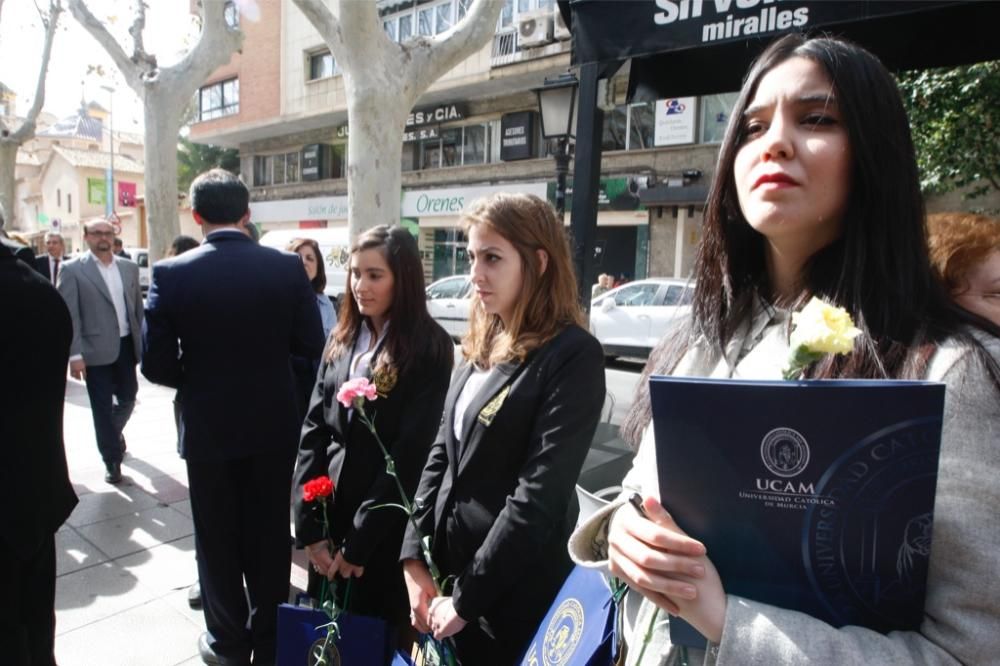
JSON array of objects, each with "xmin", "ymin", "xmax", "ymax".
[
  {"xmin": 570, "ymin": 34, "xmax": 1000, "ymax": 665},
  {"xmin": 401, "ymin": 193, "xmax": 606, "ymax": 664}
]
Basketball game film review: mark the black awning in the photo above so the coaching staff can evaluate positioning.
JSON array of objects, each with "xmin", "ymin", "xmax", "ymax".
[
  {"xmin": 623, "ymin": 1, "xmax": 1000, "ymax": 101},
  {"xmin": 640, "ymin": 184, "xmax": 710, "ymax": 207}
]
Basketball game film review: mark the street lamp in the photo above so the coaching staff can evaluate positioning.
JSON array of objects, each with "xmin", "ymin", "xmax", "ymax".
[
  {"xmin": 534, "ymin": 73, "xmax": 579, "ymax": 218},
  {"xmin": 100, "ymin": 84, "xmax": 115, "ymax": 218}
]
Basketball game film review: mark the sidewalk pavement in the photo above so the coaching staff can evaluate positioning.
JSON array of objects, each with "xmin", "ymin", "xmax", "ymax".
[{"xmin": 55, "ymin": 376, "xmax": 310, "ymax": 666}]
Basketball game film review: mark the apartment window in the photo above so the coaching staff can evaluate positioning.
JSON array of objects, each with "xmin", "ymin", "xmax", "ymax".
[
  {"xmin": 458, "ymin": 0, "xmax": 472, "ymax": 19},
  {"xmin": 399, "ymin": 14, "xmax": 413, "ymax": 40},
  {"xmin": 383, "ymin": 18, "xmax": 397, "ymax": 41},
  {"xmin": 308, "ymin": 50, "xmax": 339, "ymax": 80},
  {"xmin": 418, "ymin": 6, "xmax": 433, "ymax": 35},
  {"xmin": 383, "ymin": 1, "xmax": 470, "ymax": 42},
  {"xmin": 435, "ymin": 2, "xmax": 453, "ymax": 33},
  {"xmin": 57, "ymin": 189, "xmax": 61, "ymax": 207},
  {"xmin": 198, "ymin": 78, "xmax": 239, "ymax": 121},
  {"xmin": 67, "ymin": 193, "xmax": 72, "ymax": 214}
]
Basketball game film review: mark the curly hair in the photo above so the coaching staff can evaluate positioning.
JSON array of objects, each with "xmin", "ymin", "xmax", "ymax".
[{"xmin": 927, "ymin": 212, "xmax": 1000, "ymax": 294}]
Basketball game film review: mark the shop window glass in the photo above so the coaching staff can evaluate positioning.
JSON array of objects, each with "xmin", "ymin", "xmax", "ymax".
[
  {"xmin": 602, "ymin": 105, "xmax": 628, "ymax": 151},
  {"xmin": 401, "ymin": 142, "xmax": 418, "ymax": 172},
  {"xmin": 286, "ymin": 152, "xmax": 299, "ymax": 183},
  {"xmin": 462, "ymin": 124, "xmax": 487, "ymax": 165},
  {"xmin": 628, "ymin": 102, "xmax": 655, "ymax": 150},
  {"xmin": 420, "ymin": 136, "xmax": 441, "ymax": 170},
  {"xmin": 436, "ymin": 3, "xmax": 452, "ymax": 33},
  {"xmin": 329, "ymin": 144, "xmax": 346, "ymax": 179},
  {"xmin": 440, "ymin": 128, "xmax": 461, "ymax": 167},
  {"xmin": 273, "ymin": 154, "xmax": 286, "ymax": 185},
  {"xmin": 254, "ymin": 155, "xmax": 272, "ymax": 186},
  {"xmin": 700, "ymin": 92, "xmax": 738, "ymax": 144}
]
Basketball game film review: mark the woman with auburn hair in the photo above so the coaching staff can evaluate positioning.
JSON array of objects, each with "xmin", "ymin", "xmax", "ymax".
[
  {"xmin": 401, "ymin": 192, "xmax": 606, "ymax": 664},
  {"xmin": 927, "ymin": 212, "xmax": 1000, "ymax": 328},
  {"xmin": 569, "ymin": 34, "xmax": 1000, "ymax": 665},
  {"xmin": 292, "ymin": 226, "xmax": 453, "ymax": 632},
  {"xmin": 287, "ymin": 237, "xmax": 337, "ymax": 418}
]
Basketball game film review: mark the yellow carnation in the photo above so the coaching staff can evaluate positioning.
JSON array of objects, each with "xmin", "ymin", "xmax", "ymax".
[{"xmin": 790, "ymin": 297, "xmax": 862, "ymax": 355}]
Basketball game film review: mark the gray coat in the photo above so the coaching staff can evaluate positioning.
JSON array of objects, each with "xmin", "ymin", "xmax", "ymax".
[
  {"xmin": 569, "ymin": 301, "xmax": 1000, "ymax": 665},
  {"xmin": 57, "ymin": 252, "xmax": 143, "ymax": 366}
]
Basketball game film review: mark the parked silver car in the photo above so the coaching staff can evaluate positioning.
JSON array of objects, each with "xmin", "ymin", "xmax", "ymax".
[
  {"xmin": 426, "ymin": 274, "xmax": 472, "ymax": 340},
  {"xmin": 589, "ymin": 277, "xmax": 694, "ymax": 359}
]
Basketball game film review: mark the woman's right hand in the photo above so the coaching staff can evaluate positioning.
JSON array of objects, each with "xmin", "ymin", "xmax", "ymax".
[
  {"xmin": 305, "ymin": 540, "xmax": 337, "ymax": 580},
  {"xmin": 403, "ymin": 558, "xmax": 437, "ymax": 633},
  {"xmin": 607, "ymin": 494, "xmax": 709, "ymax": 614}
]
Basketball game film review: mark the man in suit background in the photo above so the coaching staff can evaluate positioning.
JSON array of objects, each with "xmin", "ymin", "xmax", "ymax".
[
  {"xmin": 142, "ymin": 169, "xmax": 324, "ymax": 666},
  {"xmin": 0, "ymin": 239, "xmax": 79, "ymax": 666},
  {"xmin": 113, "ymin": 237, "xmax": 131, "ymax": 260},
  {"xmin": 35, "ymin": 231, "xmax": 66, "ymax": 284},
  {"xmin": 57, "ymin": 218, "xmax": 144, "ymax": 484}
]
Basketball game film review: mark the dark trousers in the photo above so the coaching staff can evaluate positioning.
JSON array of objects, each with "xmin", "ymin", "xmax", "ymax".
[
  {"xmin": 84, "ymin": 335, "xmax": 138, "ymax": 465},
  {"xmin": 0, "ymin": 533, "xmax": 57, "ymax": 666},
  {"xmin": 187, "ymin": 450, "xmax": 296, "ymax": 666}
]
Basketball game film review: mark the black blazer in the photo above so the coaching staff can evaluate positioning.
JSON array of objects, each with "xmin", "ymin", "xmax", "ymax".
[
  {"xmin": 141, "ymin": 231, "xmax": 325, "ymax": 460},
  {"xmin": 400, "ymin": 325, "xmax": 605, "ymax": 640},
  {"xmin": 293, "ymin": 322, "xmax": 452, "ymax": 618},
  {"xmin": 35, "ymin": 255, "xmax": 54, "ymax": 282},
  {"xmin": 0, "ymin": 243, "xmax": 78, "ymax": 559}
]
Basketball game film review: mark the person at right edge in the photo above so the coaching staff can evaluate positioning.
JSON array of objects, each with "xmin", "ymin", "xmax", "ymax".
[
  {"xmin": 401, "ymin": 193, "xmax": 606, "ymax": 665},
  {"xmin": 568, "ymin": 34, "xmax": 1000, "ymax": 665}
]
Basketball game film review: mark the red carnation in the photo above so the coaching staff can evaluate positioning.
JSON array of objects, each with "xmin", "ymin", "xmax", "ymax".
[{"xmin": 303, "ymin": 476, "xmax": 334, "ymax": 502}]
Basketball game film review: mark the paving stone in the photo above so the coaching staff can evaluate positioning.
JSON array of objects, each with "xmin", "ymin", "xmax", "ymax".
[
  {"xmin": 75, "ymin": 505, "xmax": 194, "ymax": 560},
  {"xmin": 55, "ymin": 598, "xmax": 201, "ymax": 666},
  {"xmin": 117, "ymin": 536, "xmax": 198, "ymax": 597},
  {"xmin": 65, "ymin": 483, "xmax": 161, "ymax": 528},
  {"xmin": 55, "ymin": 561, "xmax": 156, "ymax": 635},
  {"xmin": 56, "ymin": 526, "xmax": 109, "ymax": 576}
]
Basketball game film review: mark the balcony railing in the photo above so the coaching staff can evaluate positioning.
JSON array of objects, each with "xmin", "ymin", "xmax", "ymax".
[{"xmin": 490, "ymin": 28, "xmax": 569, "ymax": 68}]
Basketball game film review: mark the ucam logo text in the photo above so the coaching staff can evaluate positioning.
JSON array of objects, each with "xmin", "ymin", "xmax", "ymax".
[
  {"xmin": 653, "ymin": 0, "xmax": 809, "ymax": 43},
  {"xmin": 756, "ymin": 478, "xmax": 815, "ymax": 494}
]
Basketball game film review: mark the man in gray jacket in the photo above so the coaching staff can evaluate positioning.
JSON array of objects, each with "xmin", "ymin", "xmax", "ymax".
[{"xmin": 58, "ymin": 218, "xmax": 143, "ymax": 483}]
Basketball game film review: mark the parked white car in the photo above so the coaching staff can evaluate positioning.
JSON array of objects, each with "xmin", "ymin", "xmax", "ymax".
[
  {"xmin": 589, "ymin": 278, "xmax": 694, "ymax": 359},
  {"xmin": 124, "ymin": 247, "xmax": 150, "ymax": 293},
  {"xmin": 426, "ymin": 274, "xmax": 472, "ymax": 340},
  {"xmin": 259, "ymin": 228, "xmax": 350, "ymax": 305}
]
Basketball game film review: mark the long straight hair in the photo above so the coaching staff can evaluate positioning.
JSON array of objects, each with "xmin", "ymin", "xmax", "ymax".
[
  {"xmin": 460, "ymin": 193, "xmax": 584, "ymax": 368},
  {"xmin": 621, "ymin": 34, "xmax": 1000, "ymax": 447},
  {"xmin": 326, "ymin": 225, "xmax": 451, "ymax": 376}
]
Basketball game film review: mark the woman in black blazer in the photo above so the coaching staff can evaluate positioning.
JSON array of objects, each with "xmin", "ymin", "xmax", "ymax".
[
  {"xmin": 401, "ymin": 194, "xmax": 606, "ymax": 664},
  {"xmin": 293, "ymin": 225, "xmax": 453, "ymax": 629}
]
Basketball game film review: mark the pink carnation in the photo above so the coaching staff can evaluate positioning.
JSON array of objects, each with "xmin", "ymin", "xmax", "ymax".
[{"xmin": 336, "ymin": 377, "xmax": 378, "ymax": 409}]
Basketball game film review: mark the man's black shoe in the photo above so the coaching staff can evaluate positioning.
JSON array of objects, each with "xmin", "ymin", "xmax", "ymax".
[
  {"xmin": 198, "ymin": 632, "xmax": 223, "ymax": 665},
  {"xmin": 104, "ymin": 463, "xmax": 122, "ymax": 484},
  {"xmin": 188, "ymin": 582, "xmax": 202, "ymax": 609}
]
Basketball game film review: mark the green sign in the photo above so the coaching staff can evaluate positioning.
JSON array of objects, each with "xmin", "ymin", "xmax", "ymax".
[{"xmin": 88, "ymin": 178, "xmax": 106, "ymax": 205}]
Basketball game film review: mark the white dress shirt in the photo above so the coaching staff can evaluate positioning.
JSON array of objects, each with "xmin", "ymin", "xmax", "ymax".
[
  {"xmin": 452, "ymin": 366, "xmax": 492, "ymax": 443},
  {"xmin": 94, "ymin": 254, "xmax": 130, "ymax": 337}
]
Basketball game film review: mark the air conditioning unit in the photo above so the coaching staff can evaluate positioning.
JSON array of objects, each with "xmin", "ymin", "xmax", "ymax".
[
  {"xmin": 553, "ymin": 6, "xmax": 571, "ymax": 40},
  {"xmin": 518, "ymin": 11, "xmax": 553, "ymax": 48}
]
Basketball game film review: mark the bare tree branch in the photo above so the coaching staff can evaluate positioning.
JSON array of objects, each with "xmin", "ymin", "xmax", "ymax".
[
  {"xmin": 68, "ymin": 0, "xmax": 143, "ymax": 91},
  {"xmin": 407, "ymin": 0, "xmax": 503, "ymax": 94},
  {"xmin": 9, "ymin": 0, "xmax": 62, "ymax": 142}
]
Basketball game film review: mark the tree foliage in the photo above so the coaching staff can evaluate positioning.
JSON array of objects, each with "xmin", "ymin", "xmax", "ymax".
[
  {"xmin": 177, "ymin": 137, "xmax": 238, "ymax": 194},
  {"xmin": 897, "ymin": 61, "xmax": 1000, "ymax": 200}
]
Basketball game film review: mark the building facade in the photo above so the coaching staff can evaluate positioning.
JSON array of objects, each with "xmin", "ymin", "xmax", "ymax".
[{"xmin": 188, "ymin": 0, "xmax": 752, "ymax": 284}]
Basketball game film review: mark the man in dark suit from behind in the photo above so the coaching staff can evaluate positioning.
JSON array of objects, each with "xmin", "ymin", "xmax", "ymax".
[
  {"xmin": 0, "ymin": 240, "xmax": 79, "ymax": 666},
  {"xmin": 141, "ymin": 169, "xmax": 324, "ymax": 666}
]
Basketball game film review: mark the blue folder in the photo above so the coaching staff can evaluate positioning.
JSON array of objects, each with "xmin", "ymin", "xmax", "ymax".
[{"xmin": 649, "ymin": 377, "xmax": 945, "ymax": 648}]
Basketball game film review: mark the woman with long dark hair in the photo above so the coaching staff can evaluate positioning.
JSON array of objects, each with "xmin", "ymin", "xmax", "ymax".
[
  {"xmin": 570, "ymin": 34, "xmax": 1000, "ymax": 665},
  {"xmin": 292, "ymin": 226, "xmax": 453, "ymax": 633},
  {"xmin": 400, "ymin": 193, "xmax": 606, "ymax": 664}
]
